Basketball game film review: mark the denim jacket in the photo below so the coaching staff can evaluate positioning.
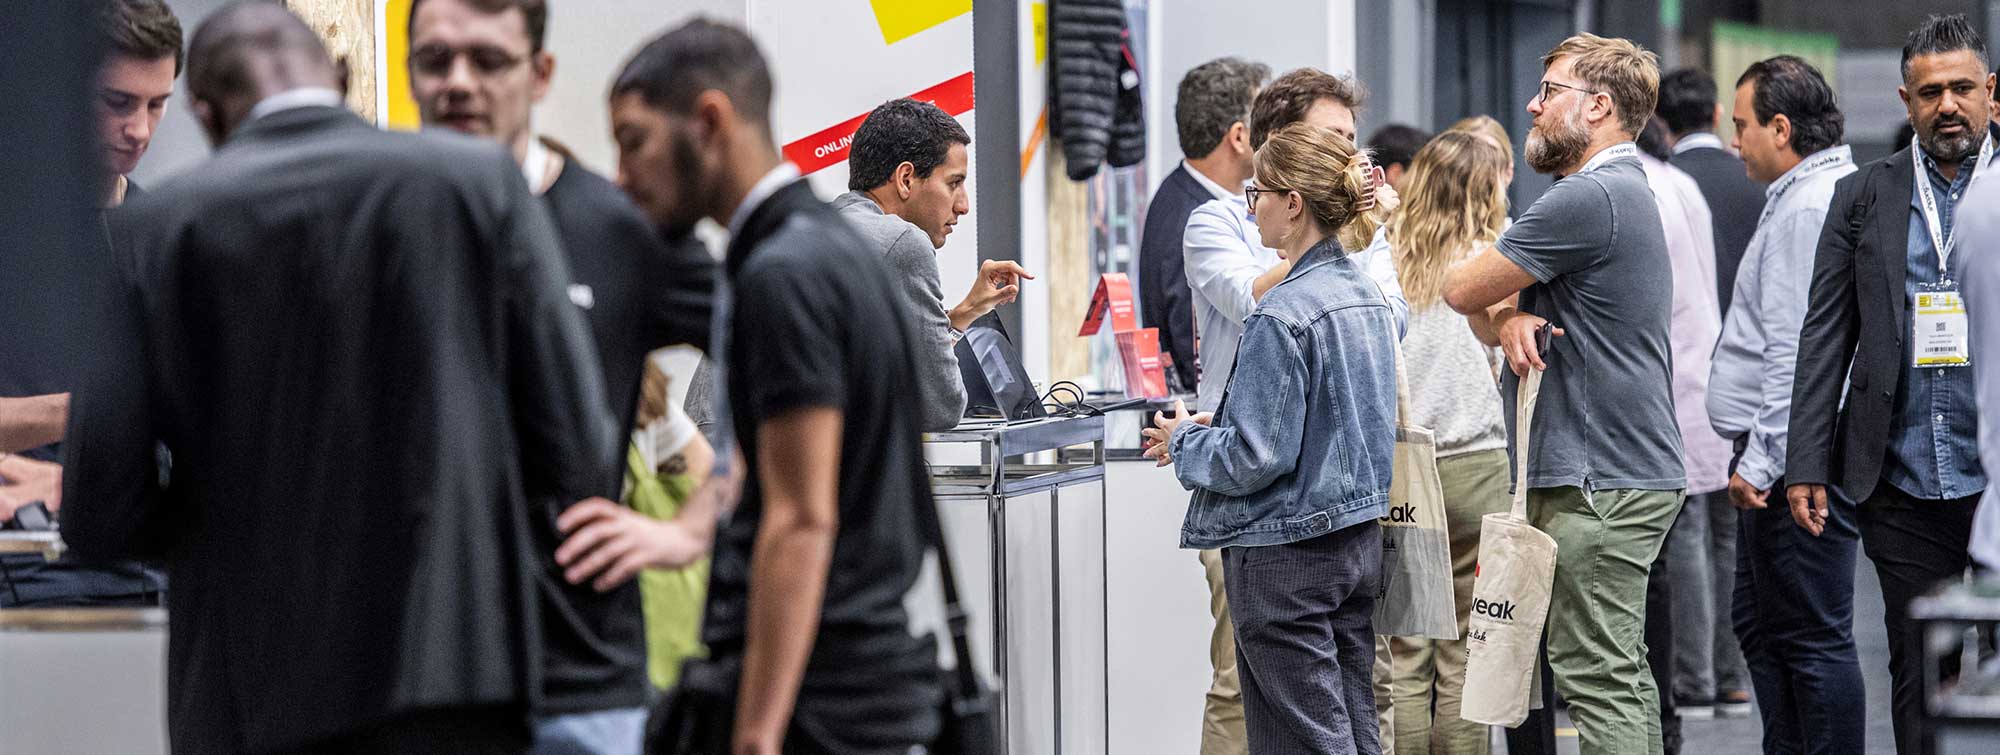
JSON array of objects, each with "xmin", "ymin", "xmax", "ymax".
[{"xmin": 1170, "ymin": 238, "xmax": 1399, "ymax": 549}]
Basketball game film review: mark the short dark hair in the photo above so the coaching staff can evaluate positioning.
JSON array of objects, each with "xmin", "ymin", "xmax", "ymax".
[
  {"xmin": 1174, "ymin": 57, "xmax": 1270, "ymax": 158},
  {"xmin": 1656, "ymin": 67, "xmax": 1717, "ymax": 135},
  {"xmin": 98, "ymin": 0, "xmax": 185, "ymax": 74},
  {"xmin": 847, "ymin": 98, "xmax": 970, "ymax": 191},
  {"xmin": 1735, "ymin": 55, "xmax": 1845, "ymax": 157},
  {"xmin": 612, "ymin": 18, "xmax": 772, "ymax": 129},
  {"xmin": 409, "ymin": 0, "xmax": 549, "ymax": 52},
  {"xmin": 1366, "ymin": 124, "xmax": 1431, "ymax": 171},
  {"xmin": 1249, "ymin": 68, "xmax": 1366, "ymax": 149},
  {"xmin": 1636, "ymin": 115, "xmax": 1672, "ymax": 160},
  {"xmin": 1902, "ymin": 14, "xmax": 1989, "ymax": 81}
]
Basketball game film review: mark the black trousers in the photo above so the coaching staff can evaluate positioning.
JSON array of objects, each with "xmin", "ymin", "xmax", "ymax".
[
  {"xmin": 1855, "ymin": 483, "xmax": 1980, "ymax": 755},
  {"xmin": 1647, "ymin": 529, "xmax": 1680, "ymax": 755}
]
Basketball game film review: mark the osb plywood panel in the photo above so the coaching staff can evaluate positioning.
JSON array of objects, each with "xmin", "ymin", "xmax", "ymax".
[
  {"xmin": 287, "ymin": 0, "xmax": 376, "ymax": 124},
  {"xmin": 1046, "ymin": 145, "xmax": 1090, "ymax": 384}
]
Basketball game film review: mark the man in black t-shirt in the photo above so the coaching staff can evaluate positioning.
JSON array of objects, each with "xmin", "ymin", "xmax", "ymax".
[
  {"xmin": 599, "ymin": 19, "xmax": 944, "ymax": 754},
  {"xmin": 2, "ymin": 0, "xmax": 182, "ymax": 608},
  {"xmin": 408, "ymin": 1, "xmax": 715, "ymax": 752}
]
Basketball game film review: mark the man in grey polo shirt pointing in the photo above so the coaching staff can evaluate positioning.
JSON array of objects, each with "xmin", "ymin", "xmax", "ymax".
[{"xmin": 1444, "ymin": 33, "xmax": 1686, "ymax": 755}]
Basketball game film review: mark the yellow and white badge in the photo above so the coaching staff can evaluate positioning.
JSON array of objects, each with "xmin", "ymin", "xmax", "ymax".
[{"xmin": 1914, "ymin": 287, "xmax": 1970, "ymax": 368}]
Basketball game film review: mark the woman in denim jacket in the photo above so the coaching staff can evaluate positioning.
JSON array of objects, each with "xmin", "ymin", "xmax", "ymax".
[{"xmin": 1144, "ymin": 122, "xmax": 1399, "ymax": 755}]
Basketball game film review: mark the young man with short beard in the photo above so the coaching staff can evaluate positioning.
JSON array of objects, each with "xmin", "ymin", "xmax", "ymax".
[{"xmin": 1442, "ymin": 34, "xmax": 1685, "ymax": 755}]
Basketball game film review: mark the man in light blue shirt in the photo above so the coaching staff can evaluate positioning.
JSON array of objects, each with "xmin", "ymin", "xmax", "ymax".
[{"xmin": 1704, "ymin": 55, "xmax": 1865, "ymax": 754}]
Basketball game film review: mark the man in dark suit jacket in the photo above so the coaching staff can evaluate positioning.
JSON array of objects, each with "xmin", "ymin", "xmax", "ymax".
[
  {"xmin": 63, "ymin": 5, "xmax": 618, "ymax": 753},
  {"xmin": 1659, "ymin": 67, "xmax": 1767, "ymax": 314},
  {"xmin": 1140, "ymin": 57, "xmax": 1269, "ymax": 393},
  {"xmin": 1785, "ymin": 15, "xmax": 1996, "ymax": 754}
]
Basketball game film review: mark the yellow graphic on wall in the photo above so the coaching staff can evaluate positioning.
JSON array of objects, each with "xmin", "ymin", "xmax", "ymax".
[
  {"xmin": 868, "ymin": 0, "xmax": 972, "ymax": 45},
  {"xmin": 378, "ymin": 0, "xmax": 420, "ymax": 130},
  {"xmin": 1031, "ymin": 2, "xmax": 1047, "ymax": 65}
]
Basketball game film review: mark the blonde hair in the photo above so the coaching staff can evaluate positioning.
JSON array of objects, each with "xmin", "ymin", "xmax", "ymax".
[
  {"xmin": 1542, "ymin": 33, "xmax": 1661, "ymax": 136},
  {"xmin": 1253, "ymin": 123, "xmax": 1386, "ymax": 252},
  {"xmin": 1447, "ymin": 115, "xmax": 1514, "ymax": 166},
  {"xmin": 1387, "ymin": 130, "xmax": 1512, "ymax": 310}
]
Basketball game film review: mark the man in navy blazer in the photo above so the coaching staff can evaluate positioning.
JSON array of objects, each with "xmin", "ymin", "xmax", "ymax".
[{"xmin": 1140, "ymin": 58, "xmax": 1269, "ymax": 394}]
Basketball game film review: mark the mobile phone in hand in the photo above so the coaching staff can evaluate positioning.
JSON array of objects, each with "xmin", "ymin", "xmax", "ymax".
[{"xmin": 1534, "ymin": 321, "xmax": 1555, "ymax": 360}]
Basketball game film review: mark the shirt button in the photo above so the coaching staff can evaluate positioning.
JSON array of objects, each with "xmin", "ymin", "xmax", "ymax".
[{"xmin": 1936, "ymin": 413, "xmax": 1946, "ymax": 423}]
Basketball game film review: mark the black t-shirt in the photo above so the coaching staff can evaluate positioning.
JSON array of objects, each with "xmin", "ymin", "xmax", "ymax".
[
  {"xmin": 705, "ymin": 183, "xmax": 938, "ymax": 693},
  {"xmin": 531, "ymin": 158, "xmax": 715, "ymax": 712}
]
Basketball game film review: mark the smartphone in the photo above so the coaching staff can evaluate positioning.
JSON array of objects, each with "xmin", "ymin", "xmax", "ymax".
[{"xmin": 1534, "ymin": 321, "xmax": 1555, "ymax": 360}]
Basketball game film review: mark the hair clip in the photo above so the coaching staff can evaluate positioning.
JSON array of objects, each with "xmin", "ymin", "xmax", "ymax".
[{"xmin": 1354, "ymin": 156, "xmax": 1383, "ymax": 213}]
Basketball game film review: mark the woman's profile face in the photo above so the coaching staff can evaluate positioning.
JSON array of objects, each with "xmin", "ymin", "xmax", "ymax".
[{"xmin": 1247, "ymin": 180, "xmax": 1293, "ymax": 256}]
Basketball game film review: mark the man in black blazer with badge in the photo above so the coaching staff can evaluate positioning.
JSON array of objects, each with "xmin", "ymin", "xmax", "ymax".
[{"xmin": 1785, "ymin": 15, "xmax": 1997, "ymax": 755}]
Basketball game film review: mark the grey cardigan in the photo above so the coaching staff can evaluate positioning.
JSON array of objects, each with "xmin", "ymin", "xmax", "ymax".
[{"xmin": 831, "ymin": 191, "xmax": 969, "ymax": 431}]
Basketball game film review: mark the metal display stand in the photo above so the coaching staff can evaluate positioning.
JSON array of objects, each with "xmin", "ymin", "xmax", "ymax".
[
  {"xmin": 925, "ymin": 414, "xmax": 1107, "ymax": 755},
  {"xmin": 1911, "ymin": 579, "xmax": 2000, "ymax": 754}
]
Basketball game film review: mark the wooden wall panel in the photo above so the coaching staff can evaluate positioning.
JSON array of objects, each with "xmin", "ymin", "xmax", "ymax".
[{"xmin": 287, "ymin": 0, "xmax": 377, "ymax": 124}]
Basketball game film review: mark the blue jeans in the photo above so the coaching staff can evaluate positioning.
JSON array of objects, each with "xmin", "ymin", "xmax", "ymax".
[
  {"xmin": 1224, "ymin": 521, "xmax": 1382, "ymax": 755},
  {"xmin": 1731, "ymin": 479, "xmax": 1865, "ymax": 755},
  {"xmin": 531, "ymin": 706, "xmax": 647, "ymax": 755}
]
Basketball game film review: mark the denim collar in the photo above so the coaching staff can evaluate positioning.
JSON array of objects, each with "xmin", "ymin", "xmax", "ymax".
[{"xmin": 1279, "ymin": 237, "xmax": 1345, "ymax": 285}]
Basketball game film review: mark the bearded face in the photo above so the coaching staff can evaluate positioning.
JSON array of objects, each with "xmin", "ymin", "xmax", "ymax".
[{"xmin": 1526, "ymin": 99, "xmax": 1591, "ymax": 175}]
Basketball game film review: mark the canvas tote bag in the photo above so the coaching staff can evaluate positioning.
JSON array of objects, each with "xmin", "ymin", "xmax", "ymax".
[
  {"xmin": 1460, "ymin": 368, "xmax": 1559, "ymax": 726},
  {"xmin": 1373, "ymin": 347, "xmax": 1458, "ymax": 639}
]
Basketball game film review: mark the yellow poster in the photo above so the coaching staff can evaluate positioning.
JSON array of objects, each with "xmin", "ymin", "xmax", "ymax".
[
  {"xmin": 867, "ymin": 0, "xmax": 972, "ymax": 45},
  {"xmin": 377, "ymin": 0, "xmax": 419, "ymax": 130}
]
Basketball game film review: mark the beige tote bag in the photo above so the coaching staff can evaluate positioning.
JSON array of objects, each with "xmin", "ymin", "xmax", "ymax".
[{"xmin": 1459, "ymin": 368, "xmax": 1559, "ymax": 727}]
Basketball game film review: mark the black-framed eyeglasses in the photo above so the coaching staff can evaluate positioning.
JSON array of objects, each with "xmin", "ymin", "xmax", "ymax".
[
  {"xmin": 410, "ymin": 43, "xmax": 530, "ymax": 78},
  {"xmin": 1535, "ymin": 80, "xmax": 1600, "ymax": 104},
  {"xmin": 1243, "ymin": 185, "xmax": 1289, "ymax": 206}
]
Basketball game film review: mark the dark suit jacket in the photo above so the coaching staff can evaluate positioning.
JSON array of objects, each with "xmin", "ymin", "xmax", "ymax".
[
  {"xmin": 1787, "ymin": 145, "xmax": 1916, "ymax": 501},
  {"xmin": 1670, "ymin": 143, "xmax": 1766, "ymax": 313},
  {"xmin": 1139, "ymin": 164, "xmax": 1211, "ymax": 390},
  {"xmin": 65, "ymin": 106, "xmax": 619, "ymax": 753}
]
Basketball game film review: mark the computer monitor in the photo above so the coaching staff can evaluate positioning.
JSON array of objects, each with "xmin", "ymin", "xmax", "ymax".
[{"xmin": 954, "ymin": 312, "xmax": 1046, "ymax": 421}]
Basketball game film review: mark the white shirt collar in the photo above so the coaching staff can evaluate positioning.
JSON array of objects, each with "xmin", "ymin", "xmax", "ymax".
[
  {"xmin": 1182, "ymin": 160, "xmax": 1239, "ymax": 202},
  {"xmin": 728, "ymin": 162, "xmax": 802, "ymax": 239},
  {"xmin": 246, "ymin": 87, "xmax": 345, "ymax": 123},
  {"xmin": 1766, "ymin": 145, "xmax": 1853, "ymax": 200},
  {"xmin": 1671, "ymin": 131, "xmax": 1724, "ymax": 155}
]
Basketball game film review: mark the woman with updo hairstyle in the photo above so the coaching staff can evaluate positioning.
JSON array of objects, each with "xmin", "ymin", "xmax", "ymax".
[
  {"xmin": 1380, "ymin": 128, "xmax": 1516, "ymax": 755},
  {"xmin": 1143, "ymin": 121, "xmax": 1402, "ymax": 755}
]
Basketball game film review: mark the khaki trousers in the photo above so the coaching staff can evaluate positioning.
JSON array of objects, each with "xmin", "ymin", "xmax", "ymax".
[
  {"xmin": 1200, "ymin": 548, "xmax": 1248, "ymax": 755},
  {"xmin": 1388, "ymin": 449, "xmax": 1508, "ymax": 755}
]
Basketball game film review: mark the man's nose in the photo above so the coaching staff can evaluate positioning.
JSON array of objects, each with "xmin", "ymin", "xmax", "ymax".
[
  {"xmin": 123, "ymin": 115, "xmax": 151, "ymax": 146},
  {"xmin": 444, "ymin": 54, "xmax": 479, "ymax": 94}
]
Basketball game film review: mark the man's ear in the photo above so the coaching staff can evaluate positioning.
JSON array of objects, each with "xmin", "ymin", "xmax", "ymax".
[
  {"xmin": 1770, "ymin": 113, "xmax": 1794, "ymax": 154},
  {"xmin": 1712, "ymin": 103, "xmax": 1724, "ymax": 131},
  {"xmin": 1231, "ymin": 121, "xmax": 1251, "ymax": 155},
  {"xmin": 893, "ymin": 161, "xmax": 918, "ymax": 199},
  {"xmin": 531, "ymin": 51, "xmax": 556, "ymax": 105},
  {"xmin": 191, "ymin": 98, "xmax": 225, "ymax": 146},
  {"xmin": 692, "ymin": 89, "xmax": 734, "ymax": 149}
]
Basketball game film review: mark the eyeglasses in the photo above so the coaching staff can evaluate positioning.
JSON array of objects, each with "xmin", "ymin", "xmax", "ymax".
[
  {"xmin": 1243, "ymin": 185, "xmax": 1289, "ymax": 206},
  {"xmin": 409, "ymin": 43, "xmax": 530, "ymax": 78},
  {"xmin": 1534, "ymin": 80, "xmax": 1600, "ymax": 104}
]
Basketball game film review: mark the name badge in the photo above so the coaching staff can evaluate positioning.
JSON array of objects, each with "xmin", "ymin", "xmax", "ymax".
[{"xmin": 1913, "ymin": 286, "xmax": 1970, "ymax": 369}]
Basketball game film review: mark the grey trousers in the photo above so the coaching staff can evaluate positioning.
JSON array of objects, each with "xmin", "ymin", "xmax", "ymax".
[
  {"xmin": 1664, "ymin": 489, "xmax": 1750, "ymax": 700},
  {"xmin": 1224, "ymin": 522, "xmax": 1383, "ymax": 755}
]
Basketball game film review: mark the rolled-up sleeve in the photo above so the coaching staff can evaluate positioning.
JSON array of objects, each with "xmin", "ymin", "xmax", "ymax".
[{"xmin": 1183, "ymin": 201, "xmax": 1267, "ymax": 326}]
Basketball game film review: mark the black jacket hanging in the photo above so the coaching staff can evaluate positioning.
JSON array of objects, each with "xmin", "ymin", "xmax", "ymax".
[{"xmin": 1050, "ymin": 0, "xmax": 1145, "ymax": 180}]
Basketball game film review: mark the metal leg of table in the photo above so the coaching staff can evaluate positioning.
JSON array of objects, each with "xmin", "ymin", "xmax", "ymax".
[
  {"xmin": 1098, "ymin": 438, "xmax": 1109, "ymax": 751},
  {"xmin": 989, "ymin": 455, "xmax": 1009, "ymax": 755},
  {"xmin": 1051, "ymin": 484, "xmax": 1064, "ymax": 755}
]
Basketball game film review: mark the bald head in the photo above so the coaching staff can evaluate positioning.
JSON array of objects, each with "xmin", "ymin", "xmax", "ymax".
[{"xmin": 186, "ymin": 1, "xmax": 343, "ymax": 143}]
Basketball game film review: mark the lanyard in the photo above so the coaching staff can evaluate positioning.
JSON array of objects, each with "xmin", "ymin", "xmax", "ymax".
[
  {"xmin": 1913, "ymin": 132, "xmax": 1994, "ymax": 278},
  {"xmin": 1578, "ymin": 142, "xmax": 1639, "ymax": 174},
  {"xmin": 1758, "ymin": 147, "xmax": 1852, "ymax": 228},
  {"xmin": 522, "ymin": 136, "xmax": 550, "ymax": 194}
]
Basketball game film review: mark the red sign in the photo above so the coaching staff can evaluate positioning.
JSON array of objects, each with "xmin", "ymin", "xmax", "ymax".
[
  {"xmin": 1118, "ymin": 329, "xmax": 1169, "ymax": 399},
  {"xmin": 781, "ymin": 71, "xmax": 977, "ymax": 175},
  {"xmin": 1078, "ymin": 273, "xmax": 1139, "ymax": 336}
]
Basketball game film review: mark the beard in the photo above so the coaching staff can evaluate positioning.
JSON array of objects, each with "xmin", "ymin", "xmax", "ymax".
[
  {"xmin": 1526, "ymin": 105, "xmax": 1590, "ymax": 175},
  {"xmin": 1917, "ymin": 112, "xmax": 1984, "ymax": 164}
]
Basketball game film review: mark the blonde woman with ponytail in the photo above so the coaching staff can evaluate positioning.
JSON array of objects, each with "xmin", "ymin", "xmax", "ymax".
[
  {"xmin": 1380, "ymin": 129, "xmax": 1516, "ymax": 755},
  {"xmin": 1143, "ymin": 122, "xmax": 1399, "ymax": 755}
]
